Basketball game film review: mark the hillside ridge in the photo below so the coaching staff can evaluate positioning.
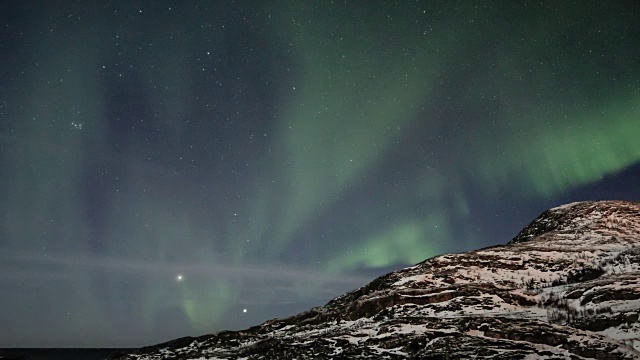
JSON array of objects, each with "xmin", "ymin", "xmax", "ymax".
[{"xmin": 115, "ymin": 200, "xmax": 640, "ymax": 359}]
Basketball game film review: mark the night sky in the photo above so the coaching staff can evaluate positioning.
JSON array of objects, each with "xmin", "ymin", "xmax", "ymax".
[{"xmin": 1, "ymin": 1, "xmax": 639, "ymax": 348}]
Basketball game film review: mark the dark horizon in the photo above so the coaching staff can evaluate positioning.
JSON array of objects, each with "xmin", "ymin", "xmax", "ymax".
[
  {"xmin": 0, "ymin": 348, "xmax": 133, "ymax": 360},
  {"xmin": 1, "ymin": 0, "xmax": 639, "ymax": 348}
]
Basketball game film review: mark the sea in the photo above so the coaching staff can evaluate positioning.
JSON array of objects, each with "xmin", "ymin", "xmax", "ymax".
[{"xmin": 0, "ymin": 348, "xmax": 133, "ymax": 360}]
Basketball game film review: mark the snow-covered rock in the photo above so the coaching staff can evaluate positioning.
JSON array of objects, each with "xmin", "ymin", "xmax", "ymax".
[{"xmin": 114, "ymin": 200, "xmax": 640, "ymax": 359}]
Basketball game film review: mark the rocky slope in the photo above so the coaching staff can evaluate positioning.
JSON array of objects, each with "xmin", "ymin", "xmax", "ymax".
[{"xmin": 114, "ymin": 200, "xmax": 640, "ymax": 359}]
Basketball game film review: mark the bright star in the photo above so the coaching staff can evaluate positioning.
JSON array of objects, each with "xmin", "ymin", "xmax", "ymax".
[{"xmin": 176, "ymin": 274, "xmax": 184, "ymax": 282}]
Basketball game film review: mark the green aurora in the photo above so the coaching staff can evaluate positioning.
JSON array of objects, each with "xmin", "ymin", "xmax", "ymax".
[{"xmin": 1, "ymin": 1, "xmax": 639, "ymax": 346}]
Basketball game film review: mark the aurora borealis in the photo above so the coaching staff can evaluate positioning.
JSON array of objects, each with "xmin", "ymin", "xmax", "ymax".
[{"xmin": 1, "ymin": 1, "xmax": 639, "ymax": 347}]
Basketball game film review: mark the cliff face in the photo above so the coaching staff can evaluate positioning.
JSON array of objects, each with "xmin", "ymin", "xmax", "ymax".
[{"xmin": 116, "ymin": 200, "xmax": 640, "ymax": 359}]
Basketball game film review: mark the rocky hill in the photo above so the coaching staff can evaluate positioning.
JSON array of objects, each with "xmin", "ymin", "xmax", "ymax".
[{"xmin": 114, "ymin": 200, "xmax": 640, "ymax": 359}]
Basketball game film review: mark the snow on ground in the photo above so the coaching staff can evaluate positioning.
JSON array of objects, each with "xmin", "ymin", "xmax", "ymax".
[{"xmin": 549, "ymin": 201, "xmax": 584, "ymax": 212}]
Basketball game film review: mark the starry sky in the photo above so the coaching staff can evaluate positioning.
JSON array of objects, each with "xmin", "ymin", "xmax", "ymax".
[{"xmin": 1, "ymin": 0, "xmax": 639, "ymax": 348}]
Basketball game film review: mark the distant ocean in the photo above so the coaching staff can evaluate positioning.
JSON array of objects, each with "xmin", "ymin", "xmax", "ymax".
[{"xmin": 0, "ymin": 348, "xmax": 133, "ymax": 360}]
